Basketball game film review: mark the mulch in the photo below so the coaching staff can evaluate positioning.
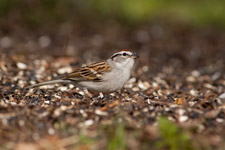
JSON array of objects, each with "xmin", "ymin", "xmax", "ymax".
[{"xmin": 0, "ymin": 24, "xmax": 225, "ymax": 150}]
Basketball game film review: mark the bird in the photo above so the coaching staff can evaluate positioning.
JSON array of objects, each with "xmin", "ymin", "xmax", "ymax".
[{"xmin": 27, "ymin": 50, "xmax": 139, "ymax": 93}]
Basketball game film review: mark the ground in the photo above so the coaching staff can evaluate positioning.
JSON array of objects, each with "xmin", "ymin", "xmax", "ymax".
[{"xmin": 0, "ymin": 23, "xmax": 225, "ymax": 150}]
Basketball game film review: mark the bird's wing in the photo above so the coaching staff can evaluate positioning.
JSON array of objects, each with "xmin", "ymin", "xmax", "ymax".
[{"xmin": 64, "ymin": 61, "xmax": 112, "ymax": 81}]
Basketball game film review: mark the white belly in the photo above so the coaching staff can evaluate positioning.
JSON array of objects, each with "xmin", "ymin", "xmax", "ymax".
[{"xmin": 78, "ymin": 69, "xmax": 130, "ymax": 93}]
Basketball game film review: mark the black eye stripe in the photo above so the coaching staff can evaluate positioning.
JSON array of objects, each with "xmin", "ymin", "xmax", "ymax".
[
  {"xmin": 111, "ymin": 53, "xmax": 130, "ymax": 59},
  {"xmin": 111, "ymin": 53, "xmax": 122, "ymax": 59}
]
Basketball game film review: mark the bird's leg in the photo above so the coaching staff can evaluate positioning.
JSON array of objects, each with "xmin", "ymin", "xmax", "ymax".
[
  {"xmin": 115, "ymin": 90, "xmax": 123, "ymax": 99},
  {"xmin": 83, "ymin": 89, "xmax": 94, "ymax": 98},
  {"xmin": 97, "ymin": 92, "xmax": 105, "ymax": 100},
  {"xmin": 89, "ymin": 92, "xmax": 105, "ymax": 106}
]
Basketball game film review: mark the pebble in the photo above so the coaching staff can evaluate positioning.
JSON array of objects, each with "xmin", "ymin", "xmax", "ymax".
[
  {"xmin": 204, "ymin": 83, "xmax": 217, "ymax": 90},
  {"xmin": 36, "ymin": 66, "xmax": 45, "ymax": 74},
  {"xmin": 143, "ymin": 108, "xmax": 148, "ymax": 112},
  {"xmin": 170, "ymin": 104, "xmax": 179, "ymax": 108},
  {"xmin": 69, "ymin": 84, "xmax": 75, "ymax": 89},
  {"xmin": 44, "ymin": 100, "xmax": 50, "ymax": 104},
  {"xmin": 219, "ymin": 93, "xmax": 225, "ymax": 99},
  {"xmin": 125, "ymin": 78, "xmax": 136, "ymax": 88},
  {"xmin": 146, "ymin": 98, "xmax": 151, "ymax": 104},
  {"xmin": 152, "ymin": 82, "xmax": 158, "ymax": 87},
  {"xmin": 84, "ymin": 119, "xmax": 94, "ymax": 126},
  {"xmin": 54, "ymin": 94, "xmax": 61, "ymax": 99},
  {"xmin": 40, "ymin": 112, "xmax": 49, "ymax": 117},
  {"xmin": 48, "ymin": 128, "xmax": 55, "ymax": 135},
  {"xmin": 212, "ymin": 72, "xmax": 221, "ymax": 81},
  {"xmin": 186, "ymin": 76, "xmax": 195, "ymax": 82},
  {"xmin": 18, "ymin": 80, "xmax": 26, "ymax": 87},
  {"xmin": 190, "ymin": 89, "xmax": 198, "ymax": 96},
  {"xmin": 191, "ymin": 70, "xmax": 200, "ymax": 77},
  {"xmin": 197, "ymin": 124, "xmax": 205, "ymax": 132},
  {"xmin": 95, "ymin": 109, "xmax": 108, "ymax": 116},
  {"xmin": 188, "ymin": 101, "xmax": 196, "ymax": 107},
  {"xmin": 125, "ymin": 82, "xmax": 133, "ymax": 88},
  {"xmin": 58, "ymin": 86, "xmax": 68, "ymax": 91},
  {"xmin": 177, "ymin": 109, "xmax": 186, "ymax": 116},
  {"xmin": 78, "ymin": 91, "xmax": 85, "ymax": 96},
  {"xmin": 179, "ymin": 116, "xmax": 189, "ymax": 122},
  {"xmin": 138, "ymin": 80, "xmax": 150, "ymax": 90},
  {"xmin": 17, "ymin": 62, "xmax": 27, "ymax": 69},
  {"xmin": 18, "ymin": 120, "xmax": 25, "ymax": 126},
  {"xmin": 30, "ymin": 81, "xmax": 36, "ymax": 85},
  {"xmin": 149, "ymin": 106, "xmax": 154, "ymax": 110},
  {"xmin": 25, "ymin": 89, "xmax": 34, "ymax": 96},
  {"xmin": 35, "ymin": 74, "xmax": 42, "ymax": 79},
  {"xmin": 54, "ymin": 109, "xmax": 61, "ymax": 117},
  {"xmin": 132, "ymin": 87, "xmax": 140, "ymax": 92},
  {"xmin": 60, "ymin": 105, "xmax": 67, "ymax": 111},
  {"xmin": 129, "ymin": 77, "xmax": 137, "ymax": 83},
  {"xmin": 80, "ymin": 109, "xmax": 88, "ymax": 118},
  {"xmin": 57, "ymin": 66, "xmax": 72, "ymax": 74},
  {"xmin": 216, "ymin": 118, "xmax": 224, "ymax": 123},
  {"xmin": 10, "ymin": 102, "xmax": 17, "ymax": 105},
  {"xmin": 168, "ymin": 116, "xmax": 176, "ymax": 122},
  {"xmin": 164, "ymin": 108, "xmax": 170, "ymax": 111}
]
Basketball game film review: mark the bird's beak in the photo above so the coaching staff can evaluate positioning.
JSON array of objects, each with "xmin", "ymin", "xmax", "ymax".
[{"xmin": 131, "ymin": 53, "xmax": 139, "ymax": 59}]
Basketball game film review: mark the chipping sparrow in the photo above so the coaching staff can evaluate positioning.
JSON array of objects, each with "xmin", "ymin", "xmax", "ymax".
[{"xmin": 27, "ymin": 50, "xmax": 139, "ymax": 93}]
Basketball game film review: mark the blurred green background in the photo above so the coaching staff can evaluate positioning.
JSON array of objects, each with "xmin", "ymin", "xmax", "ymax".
[{"xmin": 0, "ymin": 0, "xmax": 225, "ymax": 28}]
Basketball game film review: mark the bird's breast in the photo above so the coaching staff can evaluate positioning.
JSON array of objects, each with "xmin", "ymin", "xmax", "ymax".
[{"xmin": 78, "ymin": 68, "xmax": 130, "ymax": 93}]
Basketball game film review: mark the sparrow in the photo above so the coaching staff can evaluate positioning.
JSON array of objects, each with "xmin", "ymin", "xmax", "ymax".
[{"xmin": 27, "ymin": 50, "xmax": 139, "ymax": 93}]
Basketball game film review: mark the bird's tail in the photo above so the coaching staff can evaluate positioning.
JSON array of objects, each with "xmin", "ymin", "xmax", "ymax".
[{"xmin": 26, "ymin": 79, "xmax": 72, "ymax": 89}]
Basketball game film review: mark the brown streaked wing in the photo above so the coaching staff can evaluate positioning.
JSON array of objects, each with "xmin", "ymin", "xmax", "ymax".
[{"xmin": 64, "ymin": 61, "xmax": 112, "ymax": 81}]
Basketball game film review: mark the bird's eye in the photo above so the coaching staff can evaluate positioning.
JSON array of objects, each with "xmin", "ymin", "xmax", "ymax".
[{"xmin": 123, "ymin": 53, "xmax": 127, "ymax": 56}]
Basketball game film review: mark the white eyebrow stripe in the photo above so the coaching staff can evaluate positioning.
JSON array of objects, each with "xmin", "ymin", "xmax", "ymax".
[{"xmin": 111, "ymin": 51, "xmax": 133, "ymax": 59}]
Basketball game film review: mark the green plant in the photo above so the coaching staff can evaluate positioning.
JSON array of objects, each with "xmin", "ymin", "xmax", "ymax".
[
  {"xmin": 157, "ymin": 117, "xmax": 194, "ymax": 150},
  {"xmin": 102, "ymin": 119, "xmax": 126, "ymax": 150}
]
